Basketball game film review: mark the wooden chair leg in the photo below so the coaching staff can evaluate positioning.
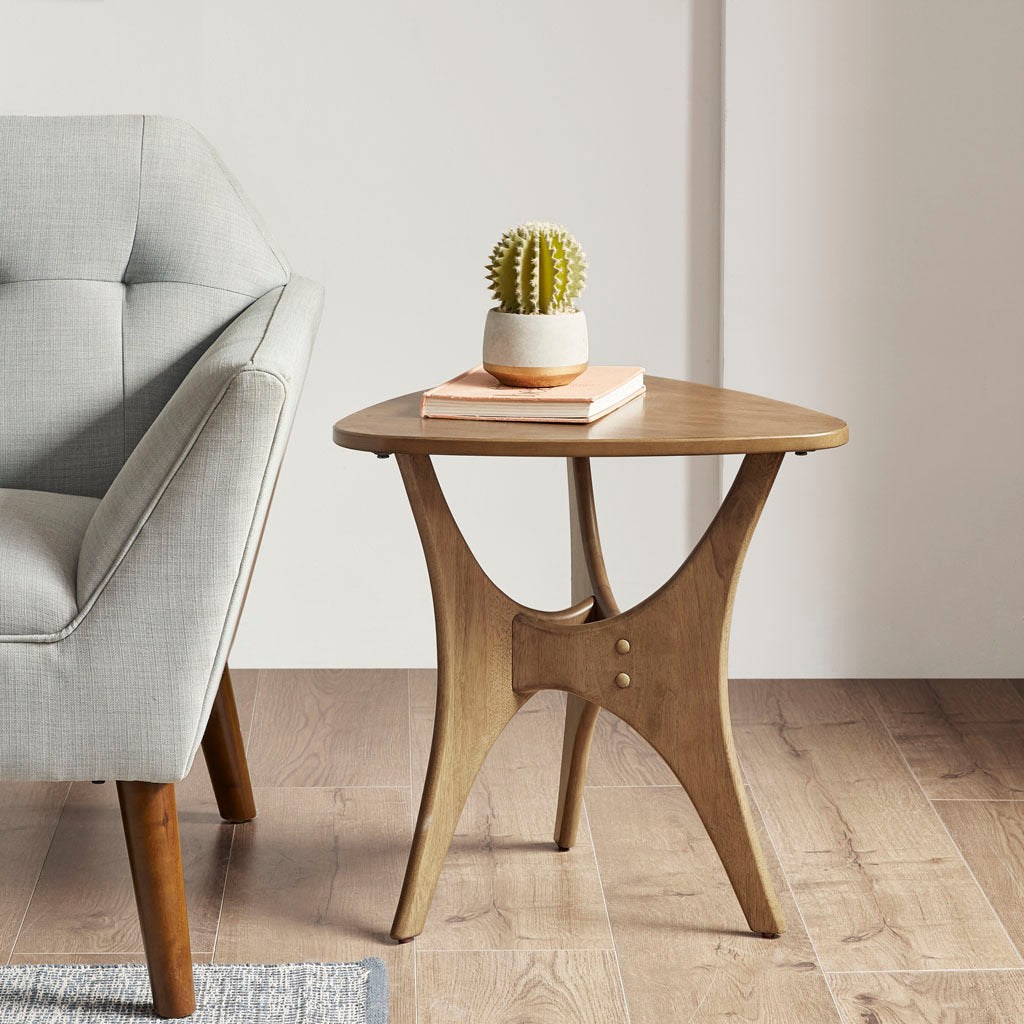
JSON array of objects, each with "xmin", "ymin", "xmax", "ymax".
[
  {"xmin": 201, "ymin": 665, "xmax": 256, "ymax": 823},
  {"xmin": 117, "ymin": 781, "xmax": 196, "ymax": 1019}
]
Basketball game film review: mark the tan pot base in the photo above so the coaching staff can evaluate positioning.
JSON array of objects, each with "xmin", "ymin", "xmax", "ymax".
[{"xmin": 483, "ymin": 361, "xmax": 588, "ymax": 388}]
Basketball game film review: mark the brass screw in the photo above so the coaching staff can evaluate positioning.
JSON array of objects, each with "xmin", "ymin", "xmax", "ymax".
[
  {"xmin": 615, "ymin": 638, "xmax": 630, "ymax": 654},
  {"xmin": 614, "ymin": 672, "xmax": 631, "ymax": 689}
]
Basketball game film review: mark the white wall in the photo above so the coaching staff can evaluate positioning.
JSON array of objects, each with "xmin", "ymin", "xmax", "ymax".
[
  {"xmin": 723, "ymin": 1, "xmax": 1024, "ymax": 677},
  {"xmin": 11, "ymin": 2, "xmax": 1017, "ymax": 678},
  {"xmin": 4, "ymin": 0, "xmax": 723, "ymax": 668}
]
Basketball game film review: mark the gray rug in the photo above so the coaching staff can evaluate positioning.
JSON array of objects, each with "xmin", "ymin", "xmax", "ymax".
[{"xmin": 0, "ymin": 960, "xmax": 388, "ymax": 1022}]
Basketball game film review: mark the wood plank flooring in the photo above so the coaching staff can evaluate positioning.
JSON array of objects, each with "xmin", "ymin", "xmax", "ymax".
[
  {"xmin": 732, "ymin": 680, "xmax": 1019, "ymax": 973},
  {"xmin": 5, "ymin": 673, "xmax": 1024, "ymax": 1022}
]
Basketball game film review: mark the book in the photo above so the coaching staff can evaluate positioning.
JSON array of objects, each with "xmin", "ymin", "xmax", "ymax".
[{"xmin": 421, "ymin": 365, "xmax": 646, "ymax": 423}]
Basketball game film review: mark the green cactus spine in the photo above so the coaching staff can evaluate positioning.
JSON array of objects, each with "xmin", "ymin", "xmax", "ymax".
[{"xmin": 486, "ymin": 222, "xmax": 587, "ymax": 314}]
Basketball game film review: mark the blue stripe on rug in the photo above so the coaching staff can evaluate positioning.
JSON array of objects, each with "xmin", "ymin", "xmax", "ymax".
[{"xmin": 0, "ymin": 960, "xmax": 388, "ymax": 1022}]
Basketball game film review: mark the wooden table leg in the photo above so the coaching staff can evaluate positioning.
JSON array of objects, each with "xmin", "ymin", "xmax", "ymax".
[
  {"xmin": 393, "ymin": 452, "xmax": 786, "ymax": 940},
  {"xmin": 391, "ymin": 454, "xmax": 593, "ymax": 941},
  {"xmin": 514, "ymin": 453, "xmax": 788, "ymax": 938},
  {"xmin": 553, "ymin": 458, "xmax": 618, "ymax": 851}
]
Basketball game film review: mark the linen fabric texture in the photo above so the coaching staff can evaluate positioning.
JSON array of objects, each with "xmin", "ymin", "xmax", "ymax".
[
  {"xmin": 0, "ymin": 960, "xmax": 389, "ymax": 1024},
  {"xmin": 0, "ymin": 115, "xmax": 322, "ymax": 782}
]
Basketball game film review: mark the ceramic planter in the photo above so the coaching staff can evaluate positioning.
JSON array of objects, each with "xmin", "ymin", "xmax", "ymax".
[{"xmin": 482, "ymin": 308, "xmax": 588, "ymax": 387}]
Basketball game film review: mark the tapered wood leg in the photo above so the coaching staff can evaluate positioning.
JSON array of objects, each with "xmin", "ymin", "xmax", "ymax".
[
  {"xmin": 392, "ymin": 668, "xmax": 523, "ymax": 940},
  {"xmin": 514, "ymin": 453, "xmax": 788, "ymax": 937},
  {"xmin": 201, "ymin": 665, "xmax": 257, "ymax": 823},
  {"xmin": 392, "ymin": 454, "xmax": 593, "ymax": 941},
  {"xmin": 667, "ymin": 726, "xmax": 783, "ymax": 935},
  {"xmin": 394, "ymin": 452, "xmax": 787, "ymax": 940},
  {"xmin": 553, "ymin": 458, "xmax": 619, "ymax": 850},
  {"xmin": 554, "ymin": 695, "xmax": 600, "ymax": 850},
  {"xmin": 117, "ymin": 781, "xmax": 196, "ymax": 1019}
]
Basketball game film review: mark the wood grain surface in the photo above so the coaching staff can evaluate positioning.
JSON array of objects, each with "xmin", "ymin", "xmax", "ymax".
[
  {"xmin": 201, "ymin": 666, "xmax": 257, "ymax": 823},
  {"xmin": 215, "ymin": 786, "xmax": 415, "ymax": 1023},
  {"xmin": 9, "ymin": 672, "xmax": 1024, "ymax": 1024},
  {"xmin": 15, "ymin": 780, "xmax": 232, "ymax": 957},
  {"xmin": 829, "ymin": 970, "xmax": 1024, "ymax": 1023},
  {"xmin": 583, "ymin": 710, "xmax": 676, "ymax": 787},
  {"xmin": 866, "ymin": 679, "xmax": 1024, "ymax": 799},
  {"xmin": 551, "ymin": 458, "xmax": 610, "ymax": 851},
  {"xmin": 936, "ymin": 799, "xmax": 1024, "ymax": 953},
  {"xmin": 9, "ymin": 953, "xmax": 214, "ymax": 965},
  {"xmin": 514, "ymin": 453, "xmax": 788, "ymax": 937},
  {"xmin": 417, "ymin": 950, "xmax": 628, "ymax": 1024},
  {"xmin": 410, "ymin": 673, "xmax": 610, "ymax": 951},
  {"xmin": 247, "ymin": 668, "xmax": 409, "ymax": 788},
  {"xmin": 409, "ymin": 676, "xmax": 573, "ymax": 836},
  {"xmin": 0, "ymin": 782, "xmax": 69, "ymax": 962},
  {"xmin": 732, "ymin": 679, "xmax": 1021, "ymax": 972},
  {"xmin": 116, "ymin": 781, "xmax": 195, "ymax": 1018},
  {"xmin": 390, "ymin": 453, "xmax": 594, "ymax": 941},
  {"xmin": 587, "ymin": 785, "xmax": 841, "ymax": 1023},
  {"xmin": 333, "ymin": 375, "xmax": 848, "ymax": 457},
  {"xmin": 215, "ymin": 786, "xmax": 411, "ymax": 958}
]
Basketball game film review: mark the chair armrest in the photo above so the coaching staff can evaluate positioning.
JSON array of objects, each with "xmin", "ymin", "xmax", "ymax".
[{"xmin": 77, "ymin": 274, "xmax": 323, "ymax": 612}]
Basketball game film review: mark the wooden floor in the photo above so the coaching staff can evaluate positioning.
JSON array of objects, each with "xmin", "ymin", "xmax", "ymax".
[{"xmin": 5, "ymin": 673, "xmax": 1024, "ymax": 1023}]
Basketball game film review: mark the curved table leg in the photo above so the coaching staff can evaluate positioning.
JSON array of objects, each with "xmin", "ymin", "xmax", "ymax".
[
  {"xmin": 514, "ymin": 452, "xmax": 787, "ymax": 937},
  {"xmin": 554, "ymin": 695, "xmax": 601, "ymax": 851},
  {"xmin": 391, "ymin": 454, "xmax": 593, "ymax": 941},
  {"xmin": 554, "ymin": 458, "xmax": 620, "ymax": 850},
  {"xmin": 665, "ymin": 714, "xmax": 782, "ymax": 936}
]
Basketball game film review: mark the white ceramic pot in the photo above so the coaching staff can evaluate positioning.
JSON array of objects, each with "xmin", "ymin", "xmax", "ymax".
[{"xmin": 482, "ymin": 308, "xmax": 588, "ymax": 387}]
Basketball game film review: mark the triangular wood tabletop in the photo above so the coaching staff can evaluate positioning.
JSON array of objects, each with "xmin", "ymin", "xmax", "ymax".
[{"xmin": 334, "ymin": 376, "xmax": 848, "ymax": 457}]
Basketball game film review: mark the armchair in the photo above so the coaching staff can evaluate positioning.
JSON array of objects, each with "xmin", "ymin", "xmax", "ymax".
[{"xmin": 0, "ymin": 115, "xmax": 323, "ymax": 1016}]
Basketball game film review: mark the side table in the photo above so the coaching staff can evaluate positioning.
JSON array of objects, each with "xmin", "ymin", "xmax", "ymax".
[{"xmin": 333, "ymin": 375, "xmax": 848, "ymax": 941}]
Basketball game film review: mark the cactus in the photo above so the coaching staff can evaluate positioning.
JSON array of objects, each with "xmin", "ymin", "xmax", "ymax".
[{"xmin": 486, "ymin": 222, "xmax": 587, "ymax": 314}]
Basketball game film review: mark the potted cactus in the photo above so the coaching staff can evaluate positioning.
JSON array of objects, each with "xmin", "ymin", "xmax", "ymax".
[{"xmin": 483, "ymin": 222, "xmax": 588, "ymax": 387}]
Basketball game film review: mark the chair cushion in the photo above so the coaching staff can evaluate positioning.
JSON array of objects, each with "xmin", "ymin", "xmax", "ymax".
[{"xmin": 0, "ymin": 489, "xmax": 99, "ymax": 636}]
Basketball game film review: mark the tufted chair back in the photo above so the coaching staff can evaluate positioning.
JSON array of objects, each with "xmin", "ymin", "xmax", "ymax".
[{"xmin": 0, "ymin": 115, "xmax": 290, "ymax": 497}]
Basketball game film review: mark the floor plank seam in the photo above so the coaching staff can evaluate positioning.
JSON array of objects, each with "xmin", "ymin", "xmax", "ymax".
[
  {"xmin": 923, "ymin": 797, "xmax": 1024, "ymax": 803},
  {"xmin": 13, "ymin": 951, "xmax": 214, "ymax": 957},
  {"xmin": 828, "ymin": 967, "xmax": 1024, "ymax": 975},
  {"xmin": 37, "ymin": 674, "xmax": 1024, "ymax": 1018},
  {"xmin": 251, "ymin": 785, "xmax": 411, "ymax": 791},
  {"xmin": 583, "ymin": 784, "xmax": 680, "ymax": 790},
  {"xmin": 864, "ymin": 687, "xmax": 1024, "ymax": 969},
  {"xmin": 246, "ymin": 669, "xmax": 265, "ymax": 768},
  {"xmin": 247, "ymin": 669, "xmax": 263, "ymax": 739},
  {"xmin": 209, "ymin": 823, "xmax": 237, "ymax": 964},
  {"xmin": 7, "ymin": 781, "xmax": 73, "ymax": 966},
  {"xmin": 206, "ymin": 667, "xmax": 257, "ymax": 966},
  {"xmin": 414, "ymin": 947, "xmax": 617, "ymax": 954},
  {"xmin": 582, "ymin": 798, "xmax": 633, "ymax": 1024},
  {"xmin": 738, "ymin": 754, "xmax": 847, "ymax": 1023}
]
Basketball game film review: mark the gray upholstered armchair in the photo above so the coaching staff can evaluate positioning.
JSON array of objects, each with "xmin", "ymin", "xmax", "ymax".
[{"xmin": 0, "ymin": 116, "xmax": 322, "ymax": 1017}]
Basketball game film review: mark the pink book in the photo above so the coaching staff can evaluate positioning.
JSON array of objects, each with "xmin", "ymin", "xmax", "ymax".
[{"xmin": 421, "ymin": 365, "xmax": 646, "ymax": 423}]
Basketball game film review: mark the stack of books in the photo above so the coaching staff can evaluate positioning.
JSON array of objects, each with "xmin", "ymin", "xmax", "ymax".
[{"xmin": 421, "ymin": 365, "xmax": 645, "ymax": 424}]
